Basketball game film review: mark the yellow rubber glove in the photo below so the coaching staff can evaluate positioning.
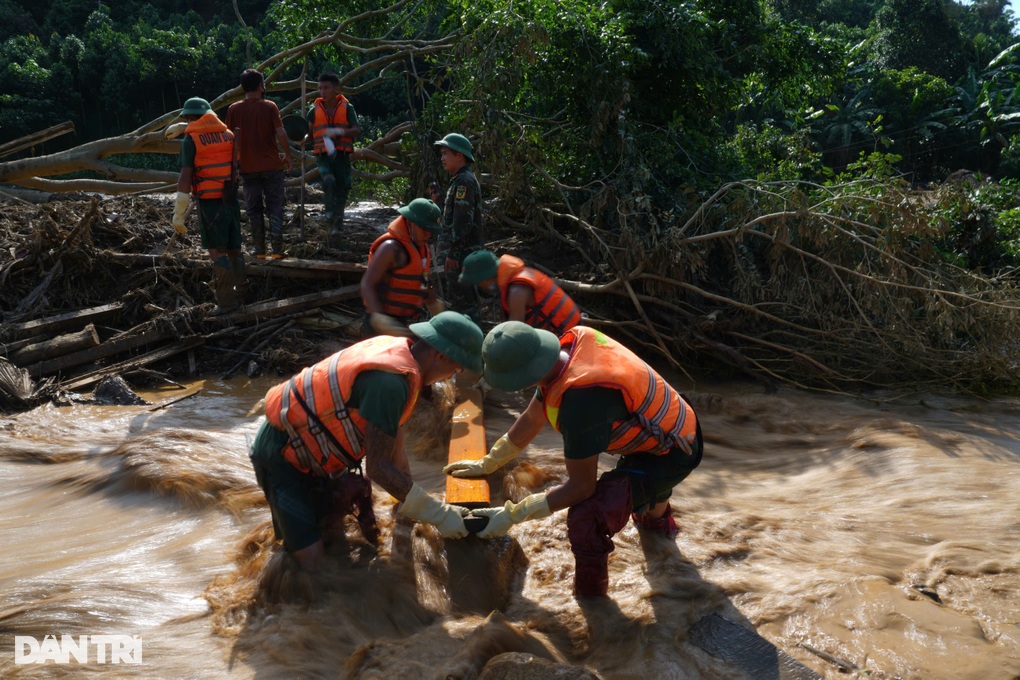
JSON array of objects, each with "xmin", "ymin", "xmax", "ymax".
[
  {"xmin": 164, "ymin": 122, "xmax": 188, "ymax": 140},
  {"xmin": 471, "ymin": 493, "xmax": 551, "ymax": 539},
  {"xmin": 443, "ymin": 434, "xmax": 521, "ymax": 478},
  {"xmin": 171, "ymin": 192, "xmax": 190, "ymax": 235},
  {"xmin": 369, "ymin": 312, "xmax": 413, "ymax": 337},
  {"xmin": 397, "ymin": 483, "xmax": 470, "ymax": 538}
]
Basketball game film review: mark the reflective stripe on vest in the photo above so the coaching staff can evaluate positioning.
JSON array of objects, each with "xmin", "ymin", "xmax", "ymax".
[
  {"xmin": 263, "ymin": 336, "xmax": 422, "ymax": 476},
  {"xmin": 185, "ymin": 114, "xmax": 235, "ymax": 200},
  {"xmin": 497, "ymin": 255, "xmax": 581, "ymax": 335},
  {"xmin": 311, "ymin": 96, "xmax": 354, "ymax": 154},
  {"xmin": 541, "ymin": 327, "xmax": 697, "ymax": 456},
  {"xmin": 366, "ymin": 216, "xmax": 431, "ymax": 321}
]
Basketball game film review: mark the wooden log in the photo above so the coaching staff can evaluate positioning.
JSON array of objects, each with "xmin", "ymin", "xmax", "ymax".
[
  {"xmin": 0, "ymin": 121, "xmax": 75, "ymax": 159},
  {"xmin": 59, "ymin": 335, "xmax": 207, "ymax": 392},
  {"xmin": 5, "ymin": 303, "xmax": 124, "ymax": 339},
  {"xmin": 28, "ymin": 327, "xmax": 172, "ymax": 378},
  {"xmin": 9, "ymin": 324, "xmax": 100, "ymax": 366},
  {"xmin": 0, "ymin": 334, "xmax": 48, "ymax": 356},
  {"xmin": 444, "ymin": 387, "xmax": 490, "ymax": 509},
  {"xmin": 210, "ymin": 283, "xmax": 362, "ymax": 324},
  {"xmin": 103, "ymin": 252, "xmax": 368, "ymax": 280}
]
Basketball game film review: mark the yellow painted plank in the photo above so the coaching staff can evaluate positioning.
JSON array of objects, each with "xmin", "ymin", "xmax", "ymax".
[{"xmin": 444, "ymin": 387, "xmax": 490, "ymax": 509}]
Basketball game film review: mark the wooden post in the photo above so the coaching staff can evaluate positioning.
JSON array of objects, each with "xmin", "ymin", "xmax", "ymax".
[{"xmin": 444, "ymin": 387, "xmax": 490, "ymax": 508}]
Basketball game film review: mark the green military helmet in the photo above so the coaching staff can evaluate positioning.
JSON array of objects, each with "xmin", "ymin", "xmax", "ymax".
[
  {"xmin": 434, "ymin": 133, "xmax": 475, "ymax": 162},
  {"xmin": 481, "ymin": 321, "xmax": 561, "ymax": 392},
  {"xmin": 459, "ymin": 250, "xmax": 499, "ymax": 286},
  {"xmin": 180, "ymin": 97, "xmax": 212, "ymax": 116},
  {"xmin": 409, "ymin": 311, "xmax": 484, "ymax": 373},
  {"xmin": 397, "ymin": 198, "xmax": 442, "ymax": 232}
]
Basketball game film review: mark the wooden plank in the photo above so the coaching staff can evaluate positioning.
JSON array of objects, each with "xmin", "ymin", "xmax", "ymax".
[
  {"xmin": 59, "ymin": 335, "xmax": 206, "ymax": 391},
  {"xmin": 6, "ymin": 303, "xmax": 124, "ymax": 339},
  {"xmin": 444, "ymin": 387, "xmax": 490, "ymax": 508},
  {"xmin": 104, "ymin": 252, "xmax": 368, "ymax": 278},
  {"xmin": 28, "ymin": 327, "xmax": 172, "ymax": 378},
  {"xmin": 210, "ymin": 283, "xmax": 362, "ymax": 324}
]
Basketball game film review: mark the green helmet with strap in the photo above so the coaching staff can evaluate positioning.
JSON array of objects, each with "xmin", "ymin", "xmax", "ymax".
[{"xmin": 434, "ymin": 133, "xmax": 474, "ymax": 162}]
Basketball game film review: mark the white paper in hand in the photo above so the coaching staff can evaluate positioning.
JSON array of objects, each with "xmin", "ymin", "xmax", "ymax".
[{"xmin": 323, "ymin": 136, "xmax": 336, "ymax": 157}]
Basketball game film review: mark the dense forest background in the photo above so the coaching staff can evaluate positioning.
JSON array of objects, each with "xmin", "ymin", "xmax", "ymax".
[{"xmin": 4, "ymin": 0, "xmax": 1020, "ymax": 394}]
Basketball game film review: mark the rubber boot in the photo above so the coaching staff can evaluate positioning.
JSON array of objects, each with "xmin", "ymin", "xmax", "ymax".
[
  {"xmin": 632, "ymin": 502, "xmax": 679, "ymax": 538},
  {"xmin": 231, "ymin": 254, "xmax": 247, "ymax": 302},
  {"xmin": 321, "ymin": 173, "xmax": 336, "ymax": 221},
  {"xmin": 567, "ymin": 471, "xmax": 633, "ymax": 599},
  {"xmin": 326, "ymin": 207, "xmax": 346, "ymax": 250},
  {"xmin": 208, "ymin": 256, "xmax": 238, "ymax": 316}
]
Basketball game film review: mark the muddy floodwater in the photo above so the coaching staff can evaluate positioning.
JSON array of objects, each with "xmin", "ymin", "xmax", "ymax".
[{"xmin": 0, "ymin": 375, "xmax": 1018, "ymax": 679}]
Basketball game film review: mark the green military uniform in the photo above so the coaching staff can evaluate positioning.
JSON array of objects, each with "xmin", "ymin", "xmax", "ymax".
[
  {"xmin": 536, "ymin": 384, "xmax": 703, "ymax": 516},
  {"xmin": 437, "ymin": 165, "xmax": 484, "ymax": 314},
  {"xmin": 249, "ymin": 370, "xmax": 408, "ymax": 552},
  {"xmin": 179, "ymin": 137, "xmax": 242, "ymax": 251}
]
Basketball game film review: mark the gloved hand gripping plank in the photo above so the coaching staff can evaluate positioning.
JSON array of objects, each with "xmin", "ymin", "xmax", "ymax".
[{"xmin": 444, "ymin": 387, "xmax": 490, "ymax": 533}]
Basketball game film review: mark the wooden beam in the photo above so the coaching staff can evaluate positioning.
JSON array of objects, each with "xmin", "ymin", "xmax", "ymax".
[
  {"xmin": 59, "ymin": 335, "xmax": 207, "ymax": 391},
  {"xmin": 103, "ymin": 253, "xmax": 369, "ymax": 280},
  {"xmin": 210, "ymin": 283, "xmax": 362, "ymax": 324},
  {"xmin": 444, "ymin": 387, "xmax": 490, "ymax": 509},
  {"xmin": 5, "ymin": 303, "xmax": 125, "ymax": 340},
  {"xmin": 29, "ymin": 327, "xmax": 172, "ymax": 378}
]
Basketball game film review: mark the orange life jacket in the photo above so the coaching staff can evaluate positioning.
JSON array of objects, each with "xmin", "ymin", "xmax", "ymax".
[
  {"xmin": 263, "ymin": 336, "xmax": 422, "ymax": 476},
  {"xmin": 311, "ymin": 95, "xmax": 354, "ymax": 154},
  {"xmin": 497, "ymin": 255, "xmax": 581, "ymax": 335},
  {"xmin": 185, "ymin": 113, "xmax": 235, "ymax": 200},
  {"xmin": 541, "ymin": 327, "xmax": 697, "ymax": 456},
  {"xmin": 365, "ymin": 216, "xmax": 432, "ymax": 321}
]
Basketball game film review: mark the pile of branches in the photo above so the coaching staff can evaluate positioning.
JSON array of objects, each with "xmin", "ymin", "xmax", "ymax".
[{"xmin": 547, "ymin": 178, "xmax": 1020, "ymax": 395}]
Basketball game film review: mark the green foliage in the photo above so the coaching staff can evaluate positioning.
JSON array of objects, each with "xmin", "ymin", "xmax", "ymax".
[{"xmin": 870, "ymin": 0, "xmax": 966, "ymax": 81}]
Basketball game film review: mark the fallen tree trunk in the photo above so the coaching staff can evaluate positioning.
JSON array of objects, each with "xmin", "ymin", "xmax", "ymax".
[
  {"xmin": 0, "ymin": 121, "xmax": 75, "ymax": 159},
  {"xmin": 9, "ymin": 324, "xmax": 100, "ymax": 366}
]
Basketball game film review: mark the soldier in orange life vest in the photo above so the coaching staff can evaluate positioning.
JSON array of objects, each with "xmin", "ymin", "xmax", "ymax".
[
  {"xmin": 171, "ymin": 97, "xmax": 244, "ymax": 315},
  {"xmin": 250, "ymin": 312, "xmax": 483, "ymax": 572},
  {"xmin": 459, "ymin": 250, "xmax": 582, "ymax": 335},
  {"xmin": 307, "ymin": 71, "xmax": 362, "ymax": 249},
  {"xmin": 361, "ymin": 198, "xmax": 445, "ymax": 338},
  {"xmin": 445, "ymin": 322, "xmax": 704, "ymax": 598}
]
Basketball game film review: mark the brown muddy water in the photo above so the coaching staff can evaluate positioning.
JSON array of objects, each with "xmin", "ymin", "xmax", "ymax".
[{"xmin": 0, "ymin": 375, "xmax": 1018, "ymax": 679}]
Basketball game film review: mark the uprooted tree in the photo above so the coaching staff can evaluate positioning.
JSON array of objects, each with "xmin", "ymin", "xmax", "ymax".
[{"xmin": 2, "ymin": 0, "xmax": 1020, "ymax": 396}]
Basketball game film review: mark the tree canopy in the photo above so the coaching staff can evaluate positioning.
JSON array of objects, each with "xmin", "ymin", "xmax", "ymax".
[{"xmin": 4, "ymin": 0, "xmax": 1020, "ymax": 394}]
